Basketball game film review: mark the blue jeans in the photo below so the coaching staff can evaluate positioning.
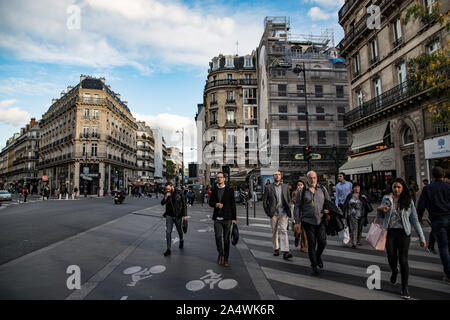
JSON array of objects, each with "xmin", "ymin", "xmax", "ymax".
[
  {"xmin": 166, "ymin": 216, "xmax": 183, "ymax": 250},
  {"xmin": 431, "ymin": 216, "xmax": 450, "ymax": 278}
]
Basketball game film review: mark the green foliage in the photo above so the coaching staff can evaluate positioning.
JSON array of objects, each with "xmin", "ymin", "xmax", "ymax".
[
  {"xmin": 403, "ymin": 0, "xmax": 450, "ymax": 30},
  {"xmin": 166, "ymin": 160, "xmax": 176, "ymax": 180}
]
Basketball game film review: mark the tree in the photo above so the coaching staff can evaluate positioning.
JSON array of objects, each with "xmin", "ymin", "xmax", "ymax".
[
  {"xmin": 166, "ymin": 160, "xmax": 176, "ymax": 181},
  {"xmin": 404, "ymin": 0, "xmax": 450, "ymax": 123}
]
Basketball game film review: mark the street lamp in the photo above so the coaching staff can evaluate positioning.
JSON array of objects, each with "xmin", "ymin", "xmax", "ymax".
[
  {"xmin": 176, "ymin": 128, "xmax": 184, "ymax": 186},
  {"xmin": 293, "ymin": 62, "xmax": 311, "ymax": 171}
]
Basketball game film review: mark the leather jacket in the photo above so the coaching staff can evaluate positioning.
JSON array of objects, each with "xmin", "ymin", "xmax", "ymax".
[{"xmin": 161, "ymin": 189, "xmax": 186, "ymax": 219}]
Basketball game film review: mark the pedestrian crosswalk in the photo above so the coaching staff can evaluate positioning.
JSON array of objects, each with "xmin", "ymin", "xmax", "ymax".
[
  {"xmin": 238, "ymin": 222, "xmax": 450, "ymax": 300},
  {"xmin": 0, "ymin": 198, "xmax": 81, "ymax": 210}
]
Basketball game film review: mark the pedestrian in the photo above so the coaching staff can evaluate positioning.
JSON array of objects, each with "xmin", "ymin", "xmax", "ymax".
[
  {"xmin": 22, "ymin": 186, "xmax": 29, "ymax": 203},
  {"xmin": 55, "ymin": 187, "xmax": 60, "ymax": 200},
  {"xmin": 343, "ymin": 182, "xmax": 372, "ymax": 248},
  {"xmin": 291, "ymin": 180, "xmax": 307, "ymax": 253},
  {"xmin": 208, "ymin": 172, "xmax": 237, "ymax": 267},
  {"xmin": 44, "ymin": 185, "xmax": 50, "ymax": 200},
  {"xmin": 187, "ymin": 187, "xmax": 195, "ymax": 206},
  {"xmin": 262, "ymin": 170, "xmax": 293, "ymax": 261},
  {"xmin": 385, "ymin": 178, "xmax": 393, "ymax": 195},
  {"xmin": 408, "ymin": 178, "xmax": 419, "ymax": 205},
  {"xmin": 377, "ymin": 178, "xmax": 426, "ymax": 299},
  {"xmin": 422, "ymin": 179, "xmax": 429, "ymax": 186},
  {"xmin": 160, "ymin": 181, "xmax": 187, "ymax": 257},
  {"xmin": 294, "ymin": 171, "xmax": 330, "ymax": 275},
  {"xmin": 205, "ymin": 185, "xmax": 211, "ymax": 204},
  {"xmin": 417, "ymin": 167, "xmax": 450, "ymax": 285},
  {"xmin": 335, "ymin": 173, "xmax": 352, "ymax": 212}
]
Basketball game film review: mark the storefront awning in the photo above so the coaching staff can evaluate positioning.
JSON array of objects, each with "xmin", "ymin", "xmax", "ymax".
[
  {"xmin": 350, "ymin": 122, "xmax": 388, "ymax": 151},
  {"xmin": 340, "ymin": 148, "xmax": 396, "ymax": 175}
]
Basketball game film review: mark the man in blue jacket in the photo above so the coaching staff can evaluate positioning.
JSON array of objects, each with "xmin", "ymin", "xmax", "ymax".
[{"xmin": 417, "ymin": 167, "xmax": 450, "ymax": 284}]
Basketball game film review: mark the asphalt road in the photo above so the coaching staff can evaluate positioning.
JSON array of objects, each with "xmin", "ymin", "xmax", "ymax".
[{"xmin": 0, "ymin": 195, "xmax": 160, "ymax": 265}]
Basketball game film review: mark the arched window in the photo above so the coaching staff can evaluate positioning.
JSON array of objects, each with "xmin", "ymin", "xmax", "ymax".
[{"xmin": 403, "ymin": 126, "xmax": 414, "ymax": 145}]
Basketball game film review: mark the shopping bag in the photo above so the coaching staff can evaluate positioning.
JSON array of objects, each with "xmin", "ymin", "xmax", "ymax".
[
  {"xmin": 231, "ymin": 224, "xmax": 239, "ymax": 246},
  {"xmin": 338, "ymin": 226, "xmax": 350, "ymax": 244},
  {"xmin": 366, "ymin": 221, "xmax": 387, "ymax": 251},
  {"xmin": 182, "ymin": 218, "xmax": 188, "ymax": 234}
]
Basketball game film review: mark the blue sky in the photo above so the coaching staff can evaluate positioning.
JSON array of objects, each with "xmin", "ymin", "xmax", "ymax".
[{"xmin": 0, "ymin": 0, "xmax": 344, "ymax": 164}]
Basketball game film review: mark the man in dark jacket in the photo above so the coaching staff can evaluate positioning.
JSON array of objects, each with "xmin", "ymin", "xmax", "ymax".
[
  {"xmin": 263, "ymin": 170, "xmax": 293, "ymax": 260},
  {"xmin": 294, "ymin": 170, "xmax": 330, "ymax": 275},
  {"xmin": 209, "ymin": 172, "xmax": 237, "ymax": 267},
  {"xmin": 161, "ymin": 181, "xmax": 187, "ymax": 257},
  {"xmin": 417, "ymin": 167, "xmax": 450, "ymax": 284}
]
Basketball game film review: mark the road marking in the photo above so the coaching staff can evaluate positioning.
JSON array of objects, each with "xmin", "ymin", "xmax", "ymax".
[
  {"xmin": 261, "ymin": 266, "xmax": 401, "ymax": 300},
  {"xmin": 250, "ymin": 249, "xmax": 450, "ymax": 295},
  {"xmin": 278, "ymin": 295, "xmax": 294, "ymax": 300},
  {"xmin": 66, "ymin": 222, "xmax": 161, "ymax": 300},
  {"xmin": 237, "ymin": 216, "xmax": 270, "ymax": 222},
  {"xmin": 120, "ymin": 296, "xmax": 128, "ymax": 300},
  {"xmin": 242, "ymin": 237, "xmax": 443, "ymax": 273}
]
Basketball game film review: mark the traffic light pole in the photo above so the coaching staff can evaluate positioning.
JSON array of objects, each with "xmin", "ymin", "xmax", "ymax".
[{"xmin": 302, "ymin": 62, "xmax": 311, "ymax": 172}]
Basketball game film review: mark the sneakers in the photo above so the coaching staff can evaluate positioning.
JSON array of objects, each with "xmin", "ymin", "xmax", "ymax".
[
  {"xmin": 400, "ymin": 288, "xmax": 411, "ymax": 299},
  {"xmin": 179, "ymin": 240, "xmax": 184, "ymax": 249},
  {"xmin": 390, "ymin": 270, "xmax": 398, "ymax": 285},
  {"xmin": 163, "ymin": 249, "xmax": 171, "ymax": 256},
  {"xmin": 283, "ymin": 252, "xmax": 293, "ymax": 260}
]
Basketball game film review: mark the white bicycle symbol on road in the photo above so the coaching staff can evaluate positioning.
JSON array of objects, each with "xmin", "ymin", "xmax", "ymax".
[
  {"xmin": 186, "ymin": 269, "xmax": 238, "ymax": 291},
  {"xmin": 123, "ymin": 265, "xmax": 166, "ymax": 287}
]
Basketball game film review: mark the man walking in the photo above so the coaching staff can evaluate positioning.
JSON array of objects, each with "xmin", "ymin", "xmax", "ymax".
[
  {"xmin": 209, "ymin": 172, "xmax": 237, "ymax": 267},
  {"xmin": 335, "ymin": 173, "xmax": 352, "ymax": 211},
  {"xmin": 294, "ymin": 171, "xmax": 330, "ymax": 275},
  {"xmin": 417, "ymin": 167, "xmax": 450, "ymax": 284},
  {"xmin": 161, "ymin": 182, "xmax": 187, "ymax": 257},
  {"xmin": 263, "ymin": 170, "xmax": 293, "ymax": 260}
]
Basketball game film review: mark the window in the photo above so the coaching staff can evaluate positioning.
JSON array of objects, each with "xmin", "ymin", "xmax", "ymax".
[
  {"xmin": 279, "ymin": 105, "xmax": 287, "ymax": 120},
  {"xmin": 292, "ymin": 47, "xmax": 302, "ymax": 58},
  {"xmin": 93, "ymin": 109, "xmax": 99, "ymax": 119},
  {"xmin": 226, "ymin": 91, "xmax": 235, "ymax": 102},
  {"xmin": 82, "ymin": 143, "xmax": 87, "ymax": 156},
  {"xmin": 403, "ymin": 127, "xmax": 414, "ymax": 145},
  {"xmin": 299, "ymin": 131, "xmax": 307, "ymax": 145},
  {"xmin": 244, "ymin": 105, "xmax": 257, "ymax": 120},
  {"xmin": 339, "ymin": 131, "xmax": 347, "ymax": 145},
  {"xmin": 93, "ymin": 94, "xmax": 99, "ymax": 103},
  {"xmin": 245, "ymin": 74, "xmax": 252, "ymax": 80},
  {"xmin": 226, "ymin": 58, "xmax": 234, "ymax": 68},
  {"xmin": 297, "ymin": 84, "xmax": 305, "ymax": 97},
  {"xmin": 369, "ymin": 39, "xmax": 378, "ymax": 63},
  {"xmin": 318, "ymin": 131, "xmax": 326, "ymax": 145},
  {"xmin": 426, "ymin": 0, "xmax": 436, "ymax": 14},
  {"xmin": 336, "ymin": 85, "xmax": 344, "ymax": 98},
  {"xmin": 226, "ymin": 110, "xmax": 235, "ymax": 123},
  {"xmin": 393, "ymin": 18, "xmax": 402, "ymax": 44},
  {"xmin": 244, "ymin": 88, "xmax": 257, "ymax": 104},
  {"xmin": 91, "ymin": 143, "xmax": 98, "ymax": 157},
  {"xmin": 280, "ymin": 131, "xmax": 289, "ymax": 145},
  {"xmin": 338, "ymin": 106, "xmax": 346, "ymax": 120},
  {"xmin": 315, "ymin": 85, "xmax": 323, "ymax": 97},
  {"xmin": 316, "ymin": 106, "xmax": 325, "ymax": 120},
  {"xmin": 83, "ymin": 93, "xmax": 91, "ymax": 102},
  {"xmin": 428, "ymin": 40, "xmax": 440, "ymax": 53},
  {"xmin": 278, "ymin": 84, "xmax": 287, "ymax": 96},
  {"xmin": 210, "ymin": 111, "xmax": 217, "ymax": 124},
  {"xmin": 83, "ymin": 127, "xmax": 89, "ymax": 137},
  {"xmin": 357, "ymin": 90, "xmax": 363, "ymax": 106},
  {"xmin": 353, "ymin": 54, "xmax": 360, "ymax": 77},
  {"xmin": 245, "ymin": 57, "xmax": 252, "ymax": 67},
  {"xmin": 276, "ymin": 69, "xmax": 286, "ymax": 77},
  {"xmin": 226, "ymin": 131, "xmax": 235, "ymax": 145},
  {"xmin": 374, "ymin": 78, "xmax": 382, "ymax": 107},
  {"xmin": 213, "ymin": 59, "xmax": 219, "ymax": 70},
  {"xmin": 227, "ymin": 74, "xmax": 233, "ymax": 80},
  {"xmin": 298, "ymin": 105, "xmax": 307, "ymax": 120},
  {"xmin": 84, "ymin": 108, "xmax": 90, "ymax": 118},
  {"xmin": 211, "ymin": 92, "xmax": 217, "ymax": 104},
  {"xmin": 92, "ymin": 126, "xmax": 98, "ymax": 138},
  {"xmin": 397, "ymin": 63, "xmax": 406, "ymax": 85},
  {"xmin": 245, "ymin": 127, "xmax": 257, "ymax": 144}
]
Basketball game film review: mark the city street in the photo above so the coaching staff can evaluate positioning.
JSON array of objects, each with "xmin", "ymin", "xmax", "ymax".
[{"xmin": 0, "ymin": 197, "xmax": 448, "ymax": 300}]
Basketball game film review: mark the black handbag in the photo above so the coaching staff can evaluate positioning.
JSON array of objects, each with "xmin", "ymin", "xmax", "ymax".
[
  {"xmin": 182, "ymin": 218, "xmax": 188, "ymax": 234},
  {"xmin": 231, "ymin": 224, "xmax": 239, "ymax": 246}
]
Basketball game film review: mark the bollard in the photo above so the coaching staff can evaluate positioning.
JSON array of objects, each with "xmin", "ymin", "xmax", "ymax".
[
  {"xmin": 254, "ymin": 199, "xmax": 256, "ymax": 218},
  {"xmin": 246, "ymin": 200, "xmax": 249, "ymax": 226}
]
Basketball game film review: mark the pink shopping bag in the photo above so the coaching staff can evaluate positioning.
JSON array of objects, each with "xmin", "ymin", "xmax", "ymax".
[{"xmin": 366, "ymin": 222, "xmax": 387, "ymax": 251}]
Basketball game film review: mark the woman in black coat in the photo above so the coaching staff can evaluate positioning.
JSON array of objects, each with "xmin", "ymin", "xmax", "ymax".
[{"xmin": 343, "ymin": 183, "xmax": 373, "ymax": 248}]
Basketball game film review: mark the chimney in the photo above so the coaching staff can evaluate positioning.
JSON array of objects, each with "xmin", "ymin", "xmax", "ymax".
[
  {"xmin": 116, "ymin": 93, "xmax": 121, "ymax": 99},
  {"xmin": 80, "ymin": 75, "xmax": 86, "ymax": 82},
  {"xmin": 123, "ymin": 101, "xmax": 128, "ymax": 106},
  {"xmin": 107, "ymin": 85, "xmax": 111, "ymax": 89},
  {"xmin": 30, "ymin": 118, "xmax": 37, "ymax": 129},
  {"xmin": 60, "ymin": 91, "xmax": 65, "ymax": 98},
  {"xmin": 67, "ymin": 86, "xmax": 73, "ymax": 92},
  {"xmin": 52, "ymin": 99, "xmax": 57, "ymax": 104},
  {"xmin": 100, "ymin": 77, "xmax": 105, "ymax": 83},
  {"xmin": 26, "ymin": 124, "xmax": 30, "ymax": 131}
]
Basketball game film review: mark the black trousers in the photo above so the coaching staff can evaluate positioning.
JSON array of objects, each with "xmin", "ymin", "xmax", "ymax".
[
  {"xmin": 386, "ymin": 228, "xmax": 411, "ymax": 289},
  {"xmin": 302, "ymin": 221, "xmax": 327, "ymax": 268},
  {"xmin": 214, "ymin": 220, "xmax": 232, "ymax": 260}
]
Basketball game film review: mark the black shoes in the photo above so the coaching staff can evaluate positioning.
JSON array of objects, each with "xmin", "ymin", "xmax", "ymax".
[
  {"xmin": 163, "ymin": 249, "xmax": 171, "ymax": 256},
  {"xmin": 311, "ymin": 266, "xmax": 320, "ymax": 276},
  {"xmin": 317, "ymin": 257, "xmax": 323, "ymax": 269},
  {"xmin": 390, "ymin": 270, "xmax": 398, "ymax": 285},
  {"xmin": 283, "ymin": 252, "xmax": 293, "ymax": 260},
  {"xmin": 400, "ymin": 288, "xmax": 411, "ymax": 299},
  {"xmin": 273, "ymin": 249, "xmax": 280, "ymax": 256},
  {"xmin": 179, "ymin": 240, "xmax": 184, "ymax": 249}
]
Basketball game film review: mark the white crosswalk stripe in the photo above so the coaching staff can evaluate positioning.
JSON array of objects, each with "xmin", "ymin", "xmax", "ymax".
[{"xmin": 239, "ymin": 225, "xmax": 449, "ymax": 300}]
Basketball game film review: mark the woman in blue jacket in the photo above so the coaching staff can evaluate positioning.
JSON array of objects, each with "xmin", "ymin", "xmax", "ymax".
[{"xmin": 377, "ymin": 178, "xmax": 426, "ymax": 299}]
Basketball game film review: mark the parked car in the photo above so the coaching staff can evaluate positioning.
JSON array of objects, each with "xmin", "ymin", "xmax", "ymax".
[{"xmin": 0, "ymin": 190, "xmax": 12, "ymax": 201}]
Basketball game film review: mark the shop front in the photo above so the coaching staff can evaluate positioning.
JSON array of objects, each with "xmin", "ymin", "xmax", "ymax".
[
  {"xmin": 79, "ymin": 163, "xmax": 100, "ymax": 195},
  {"xmin": 424, "ymin": 134, "xmax": 450, "ymax": 181}
]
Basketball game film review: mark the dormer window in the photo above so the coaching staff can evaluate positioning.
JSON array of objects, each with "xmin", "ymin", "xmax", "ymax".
[
  {"xmin": 212, "ymin": 59, "xmax": 219, "ymax": 70},
  {"xmin": 226, "ymin": 57, "xmax": 234, "ymax": 68},
  {"xmin": 245, "ymin": 56, "xmax": 253, "ymax": 67}
]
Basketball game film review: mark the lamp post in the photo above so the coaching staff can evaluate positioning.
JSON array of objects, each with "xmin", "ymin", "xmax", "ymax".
[
  {"xmin": 176, "ymin": 128, "xmax": 184, "ymax": 186},
  {"xmin": 293, "ymin": 62, "xmax": 311, "ymax": 171}
]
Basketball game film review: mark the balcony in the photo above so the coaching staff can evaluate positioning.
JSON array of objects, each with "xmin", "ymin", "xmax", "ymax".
[
  {"xmin": 210, "ymin": 100, "xmax": 218, "ymax": 106},
  {"xmin": 226, "ymin": 99, "xmax": 236, "ymax": 104},
  {"xmin": 338, "ymin": 0, "xmax": 356, "ymax": 21},
  {"xmin": 205, "ymin": 79, "xmax": 238, "ymax": 90},
  {"xmin": 344, "ymin": 80, "xmax": 428, "ymax": 127},
  {"xmin": 393, "ymin": 37, "xmax": 403, "ymax": 48},
  {"xmin": 337, "ymin": 13, "xmax": 370, "ymax": 54},
  {"xmin": 369, "ymin": 56, "xmax": 379, "ymax": 66},
  {"xmin": 209, "ymin": 120, "xmax": 218, "ymax": 126},
  {"xmin": 239, "ymin": 79, "xmax": 257, "ymax": 86}
]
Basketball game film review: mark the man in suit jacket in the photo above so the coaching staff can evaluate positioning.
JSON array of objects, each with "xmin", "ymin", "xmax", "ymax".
[
  {"xmin": 263, "ymin": 170, "xmax": 293, "ymax": 260},
  {"xmin": 209, "ymin": 172, "xmax": 237, "ymax": 267}
]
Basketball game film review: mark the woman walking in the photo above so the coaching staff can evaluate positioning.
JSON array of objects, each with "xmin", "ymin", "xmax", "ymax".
[
  {"xmin": 343, "ymin": 182, "xmax": 372, "ymax": 248},
  {"xmin": 377, "ymin": 178, "xmax": 426, "ymax": 299}
]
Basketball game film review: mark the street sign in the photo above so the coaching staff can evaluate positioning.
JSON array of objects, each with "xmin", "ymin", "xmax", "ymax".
[{"xmin": 294, "ymin": 153, "xmax": 321, "ymax": 160}]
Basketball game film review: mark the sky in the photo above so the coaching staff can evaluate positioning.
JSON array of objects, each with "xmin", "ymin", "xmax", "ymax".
[{"xmin": 0, "ymin": 0, "xmax": 345, "ymax": 165}]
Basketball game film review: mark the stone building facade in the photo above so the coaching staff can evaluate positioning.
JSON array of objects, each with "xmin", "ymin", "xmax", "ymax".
[{"xmin": 136, "ymin": 121, "xmax": 156, "ymax": 184}]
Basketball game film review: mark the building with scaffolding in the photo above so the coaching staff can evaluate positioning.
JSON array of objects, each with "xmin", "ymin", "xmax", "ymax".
[{"xmin": 256, "ymin": 17, "xmax": 351, "ymax": 184}]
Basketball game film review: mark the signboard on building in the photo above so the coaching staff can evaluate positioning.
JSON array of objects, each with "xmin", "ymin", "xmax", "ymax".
[{"xmin": 424, "ymin": 134, "xmax": 450, "ymax": 160}]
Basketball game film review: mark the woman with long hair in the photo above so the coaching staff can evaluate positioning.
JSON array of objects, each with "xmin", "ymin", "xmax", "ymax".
[{"xmin": 377, "ymin": 178, "xmax": 426, "ymax": 299}]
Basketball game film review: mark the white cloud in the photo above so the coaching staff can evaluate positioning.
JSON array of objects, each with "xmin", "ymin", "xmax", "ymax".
[
  {"xmin": 308, "ymin": 7, "xmax": 333, "ymax": 20},
  {"xmin": 0, "ymin": 100, "xmax": 32, "ymax": 126},
  {"xmin": 0, "ymin": 0, "xmax": 262, "ymax": 72},
  {"xmin": 307, "ymin": 0, "xmax": 345, "ymax": 8},
  {"xmin": 0, "ymin": 77, "xmax": 62, "ymax": 96}
]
